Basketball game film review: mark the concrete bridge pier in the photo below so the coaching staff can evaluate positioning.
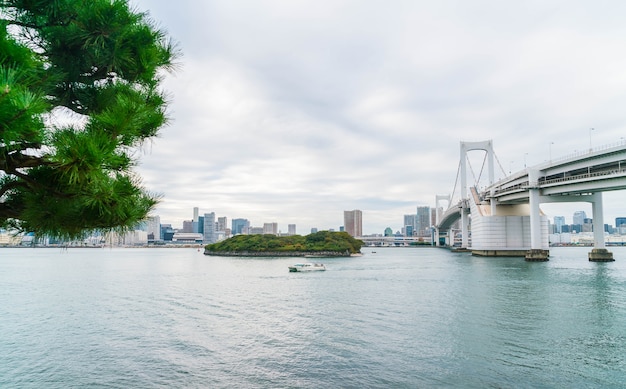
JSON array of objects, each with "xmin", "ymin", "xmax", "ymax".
[
  {"xmin": 589, "ymin": 192, "xmax": 614, "ymax": 262},
  {"xmin": 526, "ymin": 169, "xmax": 549, "ymax": 261}
]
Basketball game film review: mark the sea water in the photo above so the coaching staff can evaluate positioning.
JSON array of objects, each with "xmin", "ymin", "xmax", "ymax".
[{"xmin": 1, "ymin": 246, "xmax": 625, "ymax": 388}]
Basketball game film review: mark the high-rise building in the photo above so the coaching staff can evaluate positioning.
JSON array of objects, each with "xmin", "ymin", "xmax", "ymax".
[
  {"xmin": 553, "ymin": 216, "xmax": 565, "ymax": 233},
  {"xmin": 403, "ymin": 214, "xmax": 416, "ymax": 236},
  {"xmin": 288, "ymin": 224, "xmax": 296, "ymax": 235},
  {"xmin": 573, "ymin": 211, "xmax": 587, "ymax": 226},
  {"xmin": 416, "ymin": 206, "xmax": 431, "ymax": 237},
  {"xmin": 343, "ymin": 210, "xmax": 362, "ymax": 237},
  {"xmin": 146, "ymin": 216, "xmax": 161, "ymax": 242},
  {"xmin": 232, "ymin": 218, "xmax": 250, "ymax": 235},
  {"xmin": 203, "ymin": 212, "xmax": 216, "ymax": 243},
  {"xmin": 616, "ymin": 217, "xmax": 626, "ymax": 228},
  {"xmin": 263, "ymin": 222, "xmax": 278, "ymax": 235},
  {"xmin": 182, "ymin": 220, "xmax": 194, "ymax": 233},
  {"xmin": 217, "ymin": 217, "xmax": 228, "ymax": 232}
]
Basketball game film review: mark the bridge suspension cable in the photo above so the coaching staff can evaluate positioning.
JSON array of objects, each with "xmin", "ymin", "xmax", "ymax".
[
  {"xmin": 493, "ymin": 151, "xmax": 507, "ymax": 177},
  {"xmin": 449, "ymin": 160, "xmax": 462, "ymax": 209},
  {"xmin": 467, "ymin": 154, "xmax": 479, "ymax": 186}
]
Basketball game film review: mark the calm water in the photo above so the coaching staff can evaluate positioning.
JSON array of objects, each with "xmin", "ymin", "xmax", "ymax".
[{"xmin": 1, "ymin": 246, "xmax": 625, "ymax": 388}]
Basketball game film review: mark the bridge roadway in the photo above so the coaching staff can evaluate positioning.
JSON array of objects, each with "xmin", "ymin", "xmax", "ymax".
[{"xmin": 436, "ymin": 140, "xmax": 626, "ymax": 261}]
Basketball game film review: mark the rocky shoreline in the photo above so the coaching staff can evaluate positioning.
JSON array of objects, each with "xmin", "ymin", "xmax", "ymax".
[{"xmin": 203, "ymin": 250, "xmax": 352, "ymax": 257}]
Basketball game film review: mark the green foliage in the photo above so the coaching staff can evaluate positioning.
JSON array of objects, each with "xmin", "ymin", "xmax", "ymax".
[
  {"xmin": 205, "ymin": 231, "xmax": 364, "ymax": 254},
  {"xmin": 0, "ymin": 0, "xmax": 177, "ymax": 239}
]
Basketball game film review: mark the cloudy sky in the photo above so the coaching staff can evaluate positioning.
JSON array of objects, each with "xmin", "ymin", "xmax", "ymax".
[{"xmin": 132, "ymin": 0, "xmax": 626, "ymax": 235}]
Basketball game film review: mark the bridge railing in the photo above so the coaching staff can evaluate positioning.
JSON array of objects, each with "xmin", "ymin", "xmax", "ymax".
[
  {"xmin": 490, "ymin": 167, "xmax": 626, "ymax": 198},
  {"xmin": 540, "ymin": 167, "xmax": 626, "ymax": 186},
  {"xmin": 547, "ymin": 139, "xmax": 626, "ymax": 166}
]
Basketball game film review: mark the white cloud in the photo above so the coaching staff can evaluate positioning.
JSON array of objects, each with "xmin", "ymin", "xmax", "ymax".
[{"xmin": 132, "ymin": 0, "xmax": 626, "ymax": 233}]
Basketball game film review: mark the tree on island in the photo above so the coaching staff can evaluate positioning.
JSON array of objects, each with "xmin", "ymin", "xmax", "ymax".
[
  {"xmin": 205, "ymin": 231, "xmax": 364, "ymax": 255},
  {"xmin": 0, "ymin": 0, "xmax": 177, "ymax": 239}
]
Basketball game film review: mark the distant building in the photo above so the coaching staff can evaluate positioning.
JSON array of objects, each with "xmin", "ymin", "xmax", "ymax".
[
  {"xmin": 311, "ymin": 228, "xmax": 318, "ymax": 234},
  {"xmin": 384, "ymin": 227, "xmax": 393, "ymax": 236},
  {"xmin": 573, "ymin": 211, "xmax": 587, "ymax": 226},
  {"xmin": 250, "ymin": 227, "xmax": 264, "ymax": 235},
  {"xmin": 232, "ymin": 218, "xmax": 250, "ymax": 235},
  {"xmin": 553, "ymin": 216, "xmax": 565, "ymax": 233},
  {"xmin": 344, "ymin": 210, "xmax": 363, "ymax": 237},
  {"xmin": 416, "ymin": 206, "xmax": 431, "ymax": 237},
  {"xmin": 263, "ymin": 222, "xmax": 278, "ymax": 235},
  {"xmin": 288, "ymin": 224, "xmax": 296, "ymax": 235},
  {"xmin": 403, "ymin": 214, "xmax": 416, "ymax": 235},
  {"xmin": 182, "ymin": 220, "xmax": 194, "ymax": 233},
  {"xmin": 146, "ymin": 216, "xmax": 161, "ymax": 242},
  {"xmin": 161, "ymin": 224, "xmax": 174, "ymax": 241},
  {"xmin": 217, "ymin": 217, "xmax": 228, "ymax": 234},
  {"xmin": 616, "ymin": 217, "xmax": 626, "ymax": 228},
  {"xmin": 203, "ymin": 212, "xmax": 216, "ymax": 243}
]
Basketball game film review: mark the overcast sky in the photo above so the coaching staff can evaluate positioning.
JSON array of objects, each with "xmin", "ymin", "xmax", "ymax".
[{"xmin": 131, "ymin": 0, "xmax": 626, "ymax": 235}]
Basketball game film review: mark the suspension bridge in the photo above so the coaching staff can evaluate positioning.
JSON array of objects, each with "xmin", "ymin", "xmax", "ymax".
[{"xmin": 434, "ymin": 140, "xmax": 626, "ymax": 261}]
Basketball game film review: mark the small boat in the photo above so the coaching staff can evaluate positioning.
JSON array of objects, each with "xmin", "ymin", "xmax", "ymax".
[{"xmin": 288, "ymin": 263, "xmax": 326, "ymax": 272}]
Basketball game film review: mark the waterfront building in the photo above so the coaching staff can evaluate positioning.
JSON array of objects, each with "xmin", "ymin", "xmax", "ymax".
[
  {"xmin": 146, "ymin": 216, "xmax": 161, "ymax": 242},
  {"xmin": 384, "ymin": 227, "xmax": 393, "ymax": 236},
  {"xmin": 553, "ymin": 216, "xmax": 565, "ymax": 234},
  {"xmin": 344, "ymin": 210, "xmax": 363, "ymax": 237},
  {"xmin": 217, "ymin": 217, "xmax": 228, "ymax": 234},
  {"xmin": 250, "ymin": 227, "xmax": 264, "ymax": 235},
  {"xmin": 416, "ymin": 206, "xmax": 431, "ymax": 237},
  {"xmin": 263, "ymin": 222, "xmax": 278, "ymax": 235},
  {"xmin": 203, "ymin": 212, "xmax": 216, "ymax": 243},
  {"xmin": 161, "ymin": 224, "xmax": 174, "ymax": 241},
  {"xmin": 232, "ymin": 218, "xmax": 250, "ymax": 235},
  {"xmin": 198, "ymin": 216, "xmax": 204, "ymax": 234},
  {"xmin": 403, "ymin": 214, "xmax": 416, "ymax": 235},
  {"xmin": 182, "ymin": 220, "xmax": 194, "ymax": 233},
  {"xmin": 573, "ymin": 211, "xmax": 587, "ymax": 226}
]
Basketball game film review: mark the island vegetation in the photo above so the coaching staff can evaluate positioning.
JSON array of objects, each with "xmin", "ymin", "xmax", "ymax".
[{"xmin": 204, "ymin": 231, "xmax": 363, "ymax": 257}]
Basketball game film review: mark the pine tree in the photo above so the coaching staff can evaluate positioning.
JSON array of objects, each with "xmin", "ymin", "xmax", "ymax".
[{"xmin": 0, "ymin": 0, "xmax": 177, "ymax": 239}]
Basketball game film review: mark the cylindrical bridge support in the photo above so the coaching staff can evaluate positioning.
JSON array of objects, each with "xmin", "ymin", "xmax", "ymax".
[
  {"xmin": 526, "ymin": 169, "xmax": 549, "ymax": 261},
  {"xmin": 589, "ymin": 192, "xmax": 614, "ymax": 262}
]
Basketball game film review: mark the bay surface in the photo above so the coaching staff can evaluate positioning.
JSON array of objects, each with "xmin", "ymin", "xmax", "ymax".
[{"xmin": 1, "ymin": 246, "xmax": 625, "ymax": 388}]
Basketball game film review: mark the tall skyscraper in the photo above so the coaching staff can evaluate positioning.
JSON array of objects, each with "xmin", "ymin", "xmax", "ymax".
[
  {"xmin": 404, "ymin": 214, "xmax": 416, "ymax": 236},
  {"xmin": 416, "ymin": 206, "xmax": 431, "ymax": 237},
  {"xmin": 146, "ymin": 216, "xmax": 161, "ymax": 241},
  {"xmin": 288, "ymin": 224, "xmax": 296, "ymax": 235},
  {"xmin": 344, "ymin": 210, "xmax": 362, "ymax": 237},
  {"xmin": 217, "ymin": 217, "xmax": 228, "ymax": 232},
  {"xmin": 203, "ymin": 212, "xmax": 216, "ymax": 243},
  {"xmin": 192, "ymin": 207, "xmax": 200, "ymax": 233},
  {"xmin": 573, "ymin": 211, "xmax": 587, "ymax": 226},
  {"xmin": 553, "ymin": 216, "xmax": 565, "ymax": 233},
  {"xmin": 232, "ymin": 218, "xmax": 250, "ymax": 235}
]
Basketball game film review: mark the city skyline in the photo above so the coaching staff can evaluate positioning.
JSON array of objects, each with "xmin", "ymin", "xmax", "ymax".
[
  {"xmin": 132, "ymin": 0, "xmax": 625, "ymax": 235},
  {"xmin": 150, "ymin": 205, "xmax": 626, "ymax": 238}
]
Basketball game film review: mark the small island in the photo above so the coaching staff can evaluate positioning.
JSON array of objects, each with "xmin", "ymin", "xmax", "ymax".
[{"xmin": 204, "ymin": 231, "xmax": 363, "ymax": 257}]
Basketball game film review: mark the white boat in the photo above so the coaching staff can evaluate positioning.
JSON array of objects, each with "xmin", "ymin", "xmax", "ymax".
[{"xmin": 288, "ymin": 263, "xmax": 326, "ymax": 272}]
